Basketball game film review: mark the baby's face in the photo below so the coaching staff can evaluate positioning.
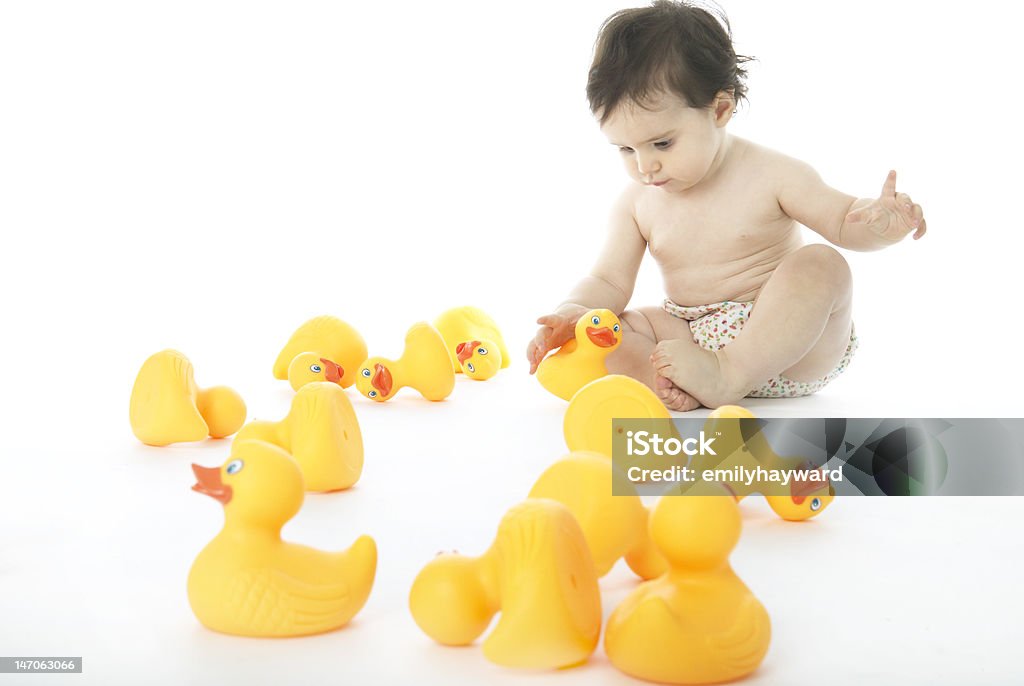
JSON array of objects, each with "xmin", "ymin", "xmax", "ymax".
[{"xmin": 601, "ymin": 91, "xmax": 730, "ymax": 193}]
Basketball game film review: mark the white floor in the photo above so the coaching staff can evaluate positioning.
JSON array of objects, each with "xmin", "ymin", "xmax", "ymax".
[{"xmin": 2, "ymin": 368, "xmax": 1023, "ymax": 686}]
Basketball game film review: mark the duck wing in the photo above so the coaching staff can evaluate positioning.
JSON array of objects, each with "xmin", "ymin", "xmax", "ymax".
[
  {"xmin": 223, "ymin": 567, "xmax": 353, "ymax": 637},
  {"xmin": 703, "ymin": 595, "xmax": 771, "ymax": 677}
]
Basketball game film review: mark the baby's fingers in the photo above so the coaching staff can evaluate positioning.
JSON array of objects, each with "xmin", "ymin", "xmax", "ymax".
[
  {"xmin": 536, "ymin": 314, "xmax": 563, "ymax": 328},
  {"xmin": 913, "ymin": 215, "xmax": 927, "ymax": 240},
  {"xmin": 526, "ymin": 336, "xmax": 547, "ymax": 374},
  {"xmin": 880, "ymin": 169, "xmax": 898, "ymax": 198}
]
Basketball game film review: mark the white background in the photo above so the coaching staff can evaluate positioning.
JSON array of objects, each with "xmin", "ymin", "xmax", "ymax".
[{"xmin": 1, "ymin": 1, "xmax": 1022, "ymax": 684}]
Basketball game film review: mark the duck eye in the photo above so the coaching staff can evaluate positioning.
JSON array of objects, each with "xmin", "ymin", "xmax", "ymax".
[
  {"xmin": 226, "ymin": 459, "xmax": 244, "ymax": 475},
  {"xmin": 613, "ymin": 324, "xmax": 620, "ymax": 332},
  {"xmin": 368, "ymin": 390, "xmax": 377, "ymax": 398},
  {"xmin": 591, "ymin": 315, "xmax": 600, "ymax": 325},
  {"xmin": 310, "ymin": 364, "xmax": 322, "ymax": 373},
  {"xmin": 477, "ymin": 347, "xmax": 488, "ymax": 355},
  {"xmin": 467, "ymin": 362, "xmax": 475, "ymax": 373},
  {"xmin": 361, "ymin": 369, "xmax": 371, "ymax": 377},
  {"xmin": 810, "ymin": 497, "xmax": 822, "ymax": 511}
]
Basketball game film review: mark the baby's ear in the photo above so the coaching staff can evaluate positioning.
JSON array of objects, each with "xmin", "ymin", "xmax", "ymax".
[{"xmin": 713, "ymin": 90, "xmax": 735, "ymax": 126}]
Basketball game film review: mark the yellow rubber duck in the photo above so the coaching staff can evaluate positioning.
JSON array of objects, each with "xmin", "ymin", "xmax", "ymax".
[
  {"xmin": 408, "ymin": 499, "xmax": 601, "ymax": 669},
  {"xmin": 536, "ymin": 309, "xmax": 622, "ymax": 401},
  {"xmin": 563, "ymin": 374, "xmax": 672, "ymax": 457},
  {"xmin": 555, "ymin": 375, "xmax": 679, "ymax": 579},
  {"xmin": 129, "ymin": 349, "xmax": 246, "ymax": 446},
  {"xmin": 604, "ymin": 486, "xmax": 771, "ymax": 684},
  {"xmin": 354, "ymin": 322, "xmax": 454, "ymax": 402},
  {"xmin": 701, "ymin": 405, "xmax": 835, "ymax": 521},
  {"xmin": 235, "ymin": 382, "xmax": 364, "ymax": 492},
  {"xmin": 188, "ymin": 440, "xmax": 377, "ymax": 637},
  {"xmin": 528, "ymin": 451, "xmax": 665, "ymax": 580},
  {"xmin": 433, "ymin": 306, "xmax": 510, "ymax": 380},
  {"xmin": 273, "ymin": 315, "xmax": 368, "ymax": 391}
]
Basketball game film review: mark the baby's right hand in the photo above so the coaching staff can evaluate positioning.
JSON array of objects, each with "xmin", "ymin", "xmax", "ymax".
[{"xmin": 527, "ymin": 309, "xmax": 585, "ymax": 375}]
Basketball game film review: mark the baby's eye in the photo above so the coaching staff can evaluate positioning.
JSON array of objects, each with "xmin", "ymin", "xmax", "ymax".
[
  {"xmin": 361, "ymin": 369, "xmax": 371, "ymax": 377},
  {"xmin": 310, "ymin": 364, "xmax": 322, "ymax": 373},
  {"xmin": 591, "ymin": 315, "xmax": 600, "ymax": 325},
  {"xmin": 618, "ymin": 146, "xmax": 634, "ymax": 154},
  {"xmin": 654, "ymin": 140, "xmax": 673, "ymax": 150},
  {"xmin": 477, "ymin": 347, "xmax": 488, "ymax": 355}
]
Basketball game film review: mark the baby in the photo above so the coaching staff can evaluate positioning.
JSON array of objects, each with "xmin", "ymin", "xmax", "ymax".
[{"xmin": 527, "ymin": 0, "xmax": 927, "ymax": 411}]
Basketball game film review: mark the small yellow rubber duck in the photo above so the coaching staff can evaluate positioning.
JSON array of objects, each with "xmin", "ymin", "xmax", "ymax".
[
  {"xmin": 433, "ymin": 306, "xmax": 510, "ymax": 380},
  {"xmin": 235, "ymin": 382, "xmax": 364, "ymax": 491},
  {"xmin": 536, "ymin": 309, "xmax": 622, "ymax": 401},
  {"xmin": 273, "ymin": 316, "xmax": 368, "ymax": 391},
  {"xmin": 354, "ymin": 322, "xmax": 455, "ymax": 402},
  {"xmin": 604, "ymin": 486, "xmax": 771, "ymax": 684},
  {"xmin": 528, "ymin": 451, "xmax": 664, "ymax": 580},
  {"xmin": 188, "ymin": 440, "xmax": 377, "ymax": 637},
  {"xmin": 129, "ymin": 349, "xmax": 246, "ymax": 446},
  {"xmin": 702, "ymin": 405, "xmax": 835, "ymax": 521},
  {"xmin": 408, "ymin": 499, "xmax": 601, "ymax": 669}
]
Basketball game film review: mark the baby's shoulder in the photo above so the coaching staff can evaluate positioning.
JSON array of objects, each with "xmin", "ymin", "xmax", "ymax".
[{"xmin": 732, "ymin": 138, "xmax": 816, "ymax": 181}]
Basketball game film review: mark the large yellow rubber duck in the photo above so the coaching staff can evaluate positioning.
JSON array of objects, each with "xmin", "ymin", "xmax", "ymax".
[
  {"xmin": 699, "ymin": 405, "xmax": 835, "ymax": 521},
  {"xmin": 408, "ymin": 499, "xmax": 601, "ymax": 669},
  {"xmin": 235, "ymin": 382, "xmax": 364, "ymax": 492},
  {"xmin": 604, "ymin": 486, "xmax": 771, "ymax": 684},
  {"xmin": 528, "ymin": 451, "xmax": 665, "ymax": 580},
  {"xmin": 563, "ymin": 374, "xmax": 672, "ymax": 457},
  {"xmin": 354, "ymin": 322, "xmax": 455, "ymax": 402},
  {"xmin": 129, "ymin": 350, "xmax": 246, "ymax": 446},
  {"xmin": 536, "ymin": 309, "xmax": 622, "ymax": 401},
  {"xmin": 555, "ymin": 375, "xmax": 679, "ymax": 579},
  {"xmin": 433, "ymin": 306, "xmax": 510, "ymax": 380},
  {"xmin": 273, "ymin": 316, "xmax": 368, "ymax": 391},
  {"xmin": 188, "ymin": 440, "xmax": 377, "ymax": 637}
]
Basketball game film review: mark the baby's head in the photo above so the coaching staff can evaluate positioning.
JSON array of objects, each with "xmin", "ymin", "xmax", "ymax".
[{"xmin": 588, "ymin": 0, "xmax": 752, "ymax": 191}]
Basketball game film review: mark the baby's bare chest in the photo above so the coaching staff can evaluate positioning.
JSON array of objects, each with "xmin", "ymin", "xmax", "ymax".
[{"xmin": 634, "ymin": 185, "xmax": 802, "ymax": 303}]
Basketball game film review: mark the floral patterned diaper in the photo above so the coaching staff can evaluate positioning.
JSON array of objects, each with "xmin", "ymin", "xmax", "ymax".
[{"xmin": 662, "ymin": 299, "xmax": 859, "ymax": 398}]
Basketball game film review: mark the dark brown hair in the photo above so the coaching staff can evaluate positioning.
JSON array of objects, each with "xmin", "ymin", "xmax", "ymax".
[{"xmin": 587, "ymin": 0, "xmax": 752, "ymax": 123}]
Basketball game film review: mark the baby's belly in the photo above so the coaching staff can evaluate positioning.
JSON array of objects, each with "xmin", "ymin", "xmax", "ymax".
[{"xmin": 660, "ymin": 250, "xmax": 797, "ymax": 306}]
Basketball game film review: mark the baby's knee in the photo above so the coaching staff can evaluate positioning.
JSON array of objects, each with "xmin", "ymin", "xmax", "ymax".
[{"xmin": 783, "ymin": 244, "xmax": 852, "ymax": 289}]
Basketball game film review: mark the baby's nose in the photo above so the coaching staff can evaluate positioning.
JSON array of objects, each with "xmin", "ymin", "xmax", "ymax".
[{"xmin": 637, "ymin": 155, "xmax": 661, "ymax": 176}]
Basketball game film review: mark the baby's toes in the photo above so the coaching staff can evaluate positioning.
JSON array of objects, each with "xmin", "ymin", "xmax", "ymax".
[{"xmin": 662, "ymin": 386, "xmax": 695, "ymax": 412}]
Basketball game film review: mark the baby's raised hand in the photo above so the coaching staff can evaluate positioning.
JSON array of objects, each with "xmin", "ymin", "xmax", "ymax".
[
  {"xmin": 527, "ymin": 310, "xmax": 583, "ymax": 375},
  {"xmin": 845, "ymin": 170, "xmax": 927, "ymax": 242}
]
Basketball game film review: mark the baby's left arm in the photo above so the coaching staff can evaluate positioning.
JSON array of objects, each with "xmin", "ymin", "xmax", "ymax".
[{"xmin": 778, "ymin": 160, "xmax": 927, "ymax": 251}]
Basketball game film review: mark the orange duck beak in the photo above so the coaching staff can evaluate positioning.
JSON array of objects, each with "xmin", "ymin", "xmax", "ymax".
[
  {"xmin": 790, "ymin": 467, "xmax": 830, "ymax": 504},
  {"xmin": 586, "ymin": 326, "xmax": 618, "ymax": 348},
  {"xmin": 319, "ymin": 357, "xmax": 345, "ymax": 384},
  {"xmin": 191, "ymin": 464, "xmax": 232, "ymax": 504},
  {"xmin": 371, "ymin": 363, "xmax": 393, "ymax": 397},
  {"xmin": 456, "ymin": 341, "xmax": 480, "ymax": 365}
]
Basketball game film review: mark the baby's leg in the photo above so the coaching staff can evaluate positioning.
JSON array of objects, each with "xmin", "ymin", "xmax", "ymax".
[
  {"xmin": 606, "ymin": 307, "xmax": 702, "ymax": 412},
  {"xmin": 652, "ymin": 245, "xmax": 853, "ymax": 408}
]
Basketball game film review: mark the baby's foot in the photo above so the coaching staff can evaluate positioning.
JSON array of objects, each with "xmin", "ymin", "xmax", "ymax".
[
  {"xmin": 650, "ymin": 340, "xmax": 747, "ymax": 409},
  {"xmin": 653, "ymin": 374, "xmax": 702, "ymax": 412}
]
